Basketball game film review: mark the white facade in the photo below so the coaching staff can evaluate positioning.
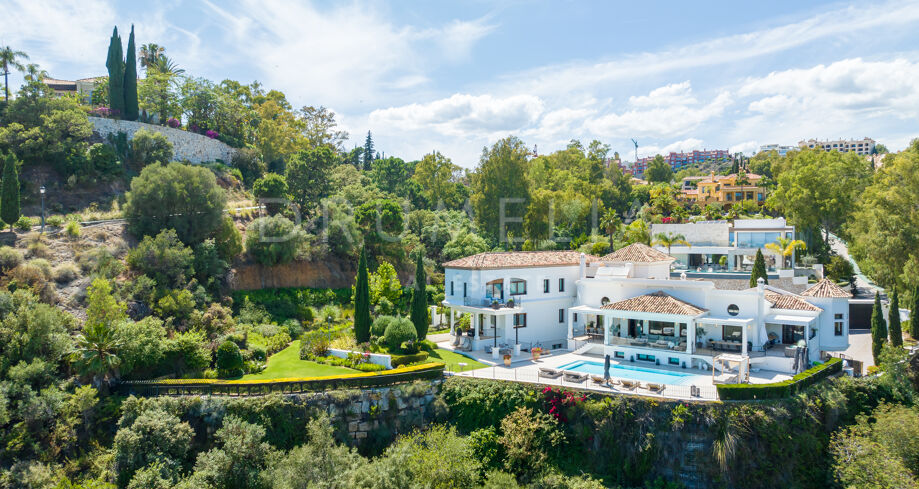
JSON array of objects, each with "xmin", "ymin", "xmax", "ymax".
[
  {"xmin": 758, "ymin": 144, "xmax": 796, "ymax": 156},
  {"xmin": 798, "ymin": 137, "xmax": 875, "ymax": 155},
  {"xmin": 650, "ymin": 218, "xmax": 796, "ymax": 271},
  {"xmin": 443, "ymin": 248, "xmax": 850, "ymax": 376}
]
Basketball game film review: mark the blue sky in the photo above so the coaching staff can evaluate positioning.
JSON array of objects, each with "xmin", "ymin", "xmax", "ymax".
[{"xmin": 3, "ymin": 0, "xmax": 919, "ymax": 167}]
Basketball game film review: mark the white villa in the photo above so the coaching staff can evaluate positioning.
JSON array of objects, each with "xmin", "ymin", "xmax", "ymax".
[
  {"xmin": 442, "ymin": 244, "xmax": 852, "ymax": 380},
  {"xmin": 650, "ymin": 218, "xmax": 796, "ymax": 272}
]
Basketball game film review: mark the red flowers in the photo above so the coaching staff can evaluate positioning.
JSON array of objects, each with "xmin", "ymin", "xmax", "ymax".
[{"xmin": 542, "ymin": 387, "xmax": 584, "ymax": 423}]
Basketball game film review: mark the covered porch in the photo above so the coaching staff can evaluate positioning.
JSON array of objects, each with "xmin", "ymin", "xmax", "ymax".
[
  {"xmin": 764, "ymin": 314, "xmax": 818, "ymax": 359},
  {"xmin": 444, "ymin": 303, "xmax": 526, "ymax": 357},
  {"xmin": 567, "ymin": 304, "xmax": 702, "ymax": 355}
]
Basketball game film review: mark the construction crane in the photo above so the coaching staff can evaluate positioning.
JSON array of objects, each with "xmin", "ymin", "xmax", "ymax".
[{"xmin": 630, "ymin": 138, "xmax": 639, "ymax": 162}]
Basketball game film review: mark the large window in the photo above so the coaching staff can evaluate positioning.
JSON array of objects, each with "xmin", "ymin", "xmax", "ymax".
[
  {"xmin": 510, "ymin": 278, "xmax": 526, "ymax": 295},
  {"xmin": 834, "ymin": 313, "xmax": 845, "ymax": 336},
  {"xmin": 736, "ymin": 231, "xmax": 781, "ymax": 248},
  {"xmin": 722, "ymin": 325, "xmax": 743, "ymax": 341},
  {"xmin": 649, "ymin": 321, "xmax": 675, "ymax": 336},
  {"xmin": 486, "ymin": 279, "xmax": 503, "ymax": 299},
  {"xmin": 513, "ymin": 313, "xmax": 527, "ymax": 328}
]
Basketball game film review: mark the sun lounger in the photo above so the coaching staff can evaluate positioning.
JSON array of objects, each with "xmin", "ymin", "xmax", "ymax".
[
  {"xmin": 538, "ymin": 368, "xmax": 562, "ymax": 379},
  {"xmin": 619, "ymin": 379, "xmax": 638, "ymax": 390},
  {"xmin": 563, "ymin": 371, "xmax": 588, "ymax": 383},
  {"xmin": 647, "ymin": 383, "xmax": 665, "ymax": 394},
  {"xmin": 590, "ymin": 375, "xmax": 606, "ymax": 385}
]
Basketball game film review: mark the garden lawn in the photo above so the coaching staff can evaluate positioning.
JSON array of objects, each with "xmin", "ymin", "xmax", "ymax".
[
  {"xmin": 241, "ymin": 340, "xmax": 356, "ymax": 380},
  {"xmin": 428, "ymin": 347, "xmax": 488, "ymax": 372}
]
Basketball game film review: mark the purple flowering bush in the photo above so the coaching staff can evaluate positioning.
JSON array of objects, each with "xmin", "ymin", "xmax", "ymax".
[
  {"xmin": 167, "ymin": 118, "xmax": 180, "ymax": 128},
  {"xmin": 205, "ymin": 129, "xmax": 219, "ymax": 139}
]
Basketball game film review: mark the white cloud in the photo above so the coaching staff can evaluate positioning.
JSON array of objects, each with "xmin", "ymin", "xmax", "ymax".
[
  {"xmin": 369, "ymin": 93, "xmax": 545, "ymax": 136},
  {"xmin": 639, "ymin": 138, "xmax": 706, "ymax": 158},
  {"xmin": 628, "ymin": 81, "xmax": 696, "ymax": 107},
  {"xmin": 730, "ymin": 141, "xmax": 760, "ymax": 155}
]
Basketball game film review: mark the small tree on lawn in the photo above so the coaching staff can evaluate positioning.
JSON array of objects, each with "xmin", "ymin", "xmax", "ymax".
[
  {"xmin": 889, "ymin": 288, "xmax": 902, "ymax": 347},
  {"xmin": 410, "ymin": 252, "xmax": 428, "ymax": 340},
  {"xmin": 353, "ymin": 247, "xmax": 371, "ymax": 343},
  {"xmin": 871, "ymin": 291, "xmax": 888, "ymax": 364},
  {"xmin": 750, "ymin": 249, "xmax": 768, "ymax": 288},
  {"xmin": 1, "ymin": 152, "xmax": 20, "ymax": 231},
  {"xmin": 911, "ymin": 287, "xmax": 919, "ymax": 340}
]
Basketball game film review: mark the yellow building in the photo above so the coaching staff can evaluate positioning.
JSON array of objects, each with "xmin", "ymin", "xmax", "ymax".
[{"xmin": 681, "ymin": 172, "xmax": 766, "ymax": 206}]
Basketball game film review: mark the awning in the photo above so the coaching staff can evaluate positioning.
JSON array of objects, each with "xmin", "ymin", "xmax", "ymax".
[
  {"xmin": 696, "ymin": 316, "xmax": 755, "ymax": 326},
  {"xmin": 765, "ymin": 314, "xmax": 816, "ymax": 326}
]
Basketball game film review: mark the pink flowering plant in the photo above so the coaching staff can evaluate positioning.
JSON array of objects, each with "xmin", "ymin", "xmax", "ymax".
[
  {"xmin": 542, "ymin": 386, "xmax": 585, "ymax": 423},
  {"xmin": 166, "ymin": 117, "xmax": 180, "ymax": 128}
]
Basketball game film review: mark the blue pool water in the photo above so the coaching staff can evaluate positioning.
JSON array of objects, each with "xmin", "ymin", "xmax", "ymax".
[{"xmin": 556, "ymin": 360, "xmax": 703, "ymax": 386}]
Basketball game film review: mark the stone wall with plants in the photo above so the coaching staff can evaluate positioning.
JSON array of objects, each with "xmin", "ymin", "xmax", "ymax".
[{"xmin": 89, "ymin": 117, "xmax": 237, "ymax": 163}]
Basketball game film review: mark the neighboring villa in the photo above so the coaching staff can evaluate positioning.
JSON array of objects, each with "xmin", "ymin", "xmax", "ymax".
[
  {"xmin": 680, "ymin": 172, "xmax": 766, "ymax": 205},
  {"xmin": 42, "ymin": 76, "xmax": 104, "ymax": 105},
  {"xmin": 650, "ymin": 218, "xmax": 797, "ymax": 272},
  {"xmin": 442, "ymin": 244, "xmax": 851, "ymax": 378}
]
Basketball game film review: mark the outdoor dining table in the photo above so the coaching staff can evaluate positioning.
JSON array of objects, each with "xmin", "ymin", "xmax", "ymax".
[{"xmin": 710, "ymin": 340, "xmax": 742, "ymax": 352}]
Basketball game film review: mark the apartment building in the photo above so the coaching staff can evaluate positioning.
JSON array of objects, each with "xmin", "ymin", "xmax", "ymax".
[
  {"xmin": 798, "ymin": 138, "xmax": 875, "ymax": 155},
  {"xmin": 633, "ymin": 149, "xmax": 731, "ymax": 175},
  {"xmin": 758, "ymin": 144, "xmax": 796, "ymax": 156}
]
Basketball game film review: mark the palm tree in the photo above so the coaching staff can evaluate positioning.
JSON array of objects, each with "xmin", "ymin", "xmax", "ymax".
[
  {"xmin": 0, "ymin": 46, "xmax": 29, "ymax": 103},
  {"xmin": 72, "ymin": 322, "xmax": 121, "ymax": 387},
  {"xmin": 600, "ymin": 209, "xmax": 621, "ymax": 251},
  {"xmin": 671, "ymin": 206, "xmax": 689, "ymax": 223},
  {"xmin": 139, "ymin": 43, "xmax": 164, "ymax": 71},
  {"xmin": 152, "ymin": 55, "xmax": 185, "ymax": 76},
  {"xmin": 23, "ymin": 63, "xmax": 47, "ymax": 82},
  {"xmin": 652, "ymin": 232, "xmax": 691, "ymax": 255},
  {"xmin": 764, "ymin": 236, "xmax": 806, "ymax": 269}
]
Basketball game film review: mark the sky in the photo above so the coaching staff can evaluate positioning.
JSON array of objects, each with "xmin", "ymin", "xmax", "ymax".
[{"xmin": 2, "ymin": 0, "xmax": 919, "ymax": 167}]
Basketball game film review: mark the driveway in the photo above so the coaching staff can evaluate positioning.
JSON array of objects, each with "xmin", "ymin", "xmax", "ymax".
[
  {"xmin": 828, "ymin": 232, "xmax": 882, "ymax": 297},
  {"xmin": 843, "ymin": 329, "xmax": 874, "ymax": 369}
]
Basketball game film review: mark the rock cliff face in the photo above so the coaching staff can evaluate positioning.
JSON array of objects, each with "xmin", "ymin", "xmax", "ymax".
[
  {"xmin": 229, "ymin": 259, "xmax": 359, "ymax": 290},
  {"xmin": 89, "ymin": 117, "xmax": 237, "ymax": 163}
]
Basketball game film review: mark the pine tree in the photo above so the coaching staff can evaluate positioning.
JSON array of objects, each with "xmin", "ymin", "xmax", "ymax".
[
  {"xmin": 750, "ymin": 249, "xmax": 768, "ymax": 287},
  {"xmin": 731, "ymin": 159, "xmax": 739, "ymax": 174},
  {"xmin": 911, "ymin": 287, "xmax": 919, "ymax": 340},
  {"xmin": 871, "ymin": 291, "xmax": 887, "ymax": 364},
  {"xmin": 122, "ymin": 25, "xmax": 139, "ymax": 121},
  {"xmin": 105, "ymin": 27, "xmax": 125, "ymax": 117},
  {"xmin": 363, "ymin": 131, "xmax": 374, "ymax": 171},
  {"xmin": 410, "ymin": 252, "xmax": 428, "ymax": 340},
  {"xmin": 0, "ymin": 153, "xmax": 20, "ymax": 232},
  {"xmin": 889, "ymin": 288, "xmax": 902, "ymax": 347},
  {"xmin": 353, "ymin": 247, "xmax": 371, "ymax": 343}
]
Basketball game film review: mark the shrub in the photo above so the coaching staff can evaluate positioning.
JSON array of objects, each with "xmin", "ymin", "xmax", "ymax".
[
  {"xmin": 87, "ymin": 142, "xmax": 120, "ymax": 176},
  {"xmin": 244, "ymin": 215, "xmax": 307, "ymax": 266},
  {"xmin": 51, "ymin": 262, "xmax": 80, "ymax": 283},
  {"xmin": 383, "ymin": 316, "xmax": 417, "ymax": 352},
  {"xmin": 216, "ymin": 340, "xmax": 244, "ymax": 377},
  {"xmin": 0, "ymin": 246, "xmax": 23, "ymax": 270},
  {"xmin": 154, "ymin": 289, "xmax": 196, "ymax": 322},
  {"xmin": 716, "ymin": 357, "xmax": 842, "ymax": 400},
  {"xmin": 126, "ymin": 229, "xmax": 194, "ymax": 288},
  {"xmin": 500, "ymin": 406, "xmax": 565, "ymax": 480},
  {"xmin": 45, "ymin": 215, "xmax": 65, "ymax": 228},
  {"xmin": 825, "ymin": 255, "xmax": 855, "ymax": 282},
  {"xmin": 78, "ymin": 247, "xmax": 124, "ymax": 278},
  {"xmin": 391, "ymin": 351, "xmax": 429, "ymax": 367},
  {"xmin": 232, "ymin": 147, "xmax": 265, "ymax": 185},
  {"xmin": 354, "ymin": 363, "xmax": 386, "ymax": 372},
  {"xmin": 252, "ymin": 173, "xmax": 289, "ymax": 214},
  {"xmin": 14, "ymin": 216, "xmax": 33, "ymax": 231},
  {"xmin": 123, "ymin": 162, "xmax": 227, "ymax": 245},
  {"xmin": 371, "ymin": 315, "xmax": 396, "ymax": 338},
  {"xmin": 131, "ymin": 129, "xmax": 174, "ymax": 167},
  {"xmin": 64, "ymin": 220, "xmax": 81, "ymax": 238},
  {"xmin": 300, "ymin": 330, "xmax": 332, "ymax": 358}
]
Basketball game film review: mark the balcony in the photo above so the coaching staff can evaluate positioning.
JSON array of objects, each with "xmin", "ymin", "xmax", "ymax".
[{"xmin": 463, "ymin": 296, "xmax": 524, "ymax": 309}]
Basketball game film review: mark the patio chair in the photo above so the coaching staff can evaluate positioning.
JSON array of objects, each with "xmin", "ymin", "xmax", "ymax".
[
  {"xmin": 590, "ymin": 375, "xmax": 606, "ymax": 385},
  {"xmin": 620, "ymin": 379, "xmax": 638, "ymax": 390},
  {"xmin": 648, "ymin": 383, "xmax": 665, "ymax": 394},
  {"xmin": 563, "ymin": 371, "xmax": 588, "ymax": 383},
  {"xmin": 538, "ymin": 368, "xmax": 562, "ymax": 379}
]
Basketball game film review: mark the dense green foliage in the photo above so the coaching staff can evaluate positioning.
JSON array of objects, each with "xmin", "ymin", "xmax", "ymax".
[
  {"xmin": 410, "ymin": 252, "xmax": 428, "ymax": 340},
  {"xmin": 750, "ymin": 249, "xmax": 768, "ymax": 287},
  {"xmin": 382, "ymin": 316, "xmax": 417, "ymax": 352},
  {"xmin": 716, "ymin": 357, "xmax": 842, "ymax": 400},
  {"xmin": 123, "ymin": 26, "xmax": 139, "ymax": 121},
  {"xmin": 890, "ymin": 288, "xmax": 903, "ymax": 347},
  {"xmin": 353, "ymin": 248, "xmax": 371, "ymax": 343},
  {"xmin": 106, "ymin": 27, "xmax": 125, "ymax": 116},
  {"xmin": 0, "ymin": 152, "xmax": 20, "ymax": 230},
  {"xmin": 244, "ymin": 215, "xmax": 306, "ymax": 266},
  {"xmin": 872, "ymin": 292, "xmax": 888, "ymax": 364}
]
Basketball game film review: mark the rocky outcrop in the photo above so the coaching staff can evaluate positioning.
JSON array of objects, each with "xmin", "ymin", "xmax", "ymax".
[
  {"xmin": 88, "ymin": 117, "xmax": 237, "ymax": 163},
  {"xmin": 229, "ymin": 259, "xmax": 359, "ymax": 290}
]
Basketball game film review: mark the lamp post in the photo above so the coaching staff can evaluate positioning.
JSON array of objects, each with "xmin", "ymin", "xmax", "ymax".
[{"xmin": 39, "ymin": 186, "xmax": 46, "ymax": 234}]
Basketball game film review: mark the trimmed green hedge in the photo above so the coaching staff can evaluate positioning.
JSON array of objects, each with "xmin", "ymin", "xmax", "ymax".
[
  {"xmin": 717, "ymin": 357, "xmax": 843, "ymax": 400},
  {"xmin": 232, "ymin": 287, "xmax": 351, "ymax": 321},
  {"xmin": 391, "ymin": 351, "xmax": 430, "ymax": 367}
]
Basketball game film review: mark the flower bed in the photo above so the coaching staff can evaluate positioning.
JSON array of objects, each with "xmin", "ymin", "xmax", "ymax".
[{"xmin": 716, "ymin": 357, "xmax": 843, "ymax": 400}]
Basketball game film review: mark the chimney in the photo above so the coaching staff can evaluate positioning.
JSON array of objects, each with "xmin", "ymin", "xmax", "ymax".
[
  {"xmin": 757, "ymin": 277, "xmax": 765, "ymax": 291},
  {"xmin": 579, "ymin": 253, "xmax": 587, "ymax": 279}
]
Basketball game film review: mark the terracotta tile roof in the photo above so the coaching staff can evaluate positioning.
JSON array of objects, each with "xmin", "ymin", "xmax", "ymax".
[
  {"xmin": 601, "ymin": 291, "xmax": 706, "ymax": 316},
  {"xmin": 601, "ymin": 243, "xmax": 675, "ymax": 263},
  {"xmin": 763, "ymin": 289, "xmax": 822, "ymax": 312},
  {"xmin": 801, "ymin": 279, "xmax": 852, "ymax": 298},
  {"xmin": 442, "ymin": 251, "xmax": 601, "ymax": 270},
  {"xmin": 698, "ymin": 172, "xmax": 763, "ymax": 184}
]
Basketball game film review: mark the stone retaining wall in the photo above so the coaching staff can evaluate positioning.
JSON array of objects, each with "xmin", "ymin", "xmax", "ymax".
[{"xmin": 88, "ymin": 117, "xmax": 237, "ymax": 163}]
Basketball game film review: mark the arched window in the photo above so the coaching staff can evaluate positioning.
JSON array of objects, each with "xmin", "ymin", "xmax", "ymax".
[
  {"xmin": 601, "ymin": 297, "xmax": 610, "ymax": 306},
  {"xmin": 510, "ymin": 278, "xmax": 527, "ymax": 296}
]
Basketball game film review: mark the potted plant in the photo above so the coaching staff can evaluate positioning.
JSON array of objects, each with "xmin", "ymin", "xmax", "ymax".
[
  {"xmin": 506, "ymin": 298, "xmax": 515, "ymax": 308},
  {"xmin": 491, "ymin": 299, "xmax": 500, "ymax": 309},
  {"xmin": 503, "ymin": 353, "xmax": 512, "ymax": 367},
  {"xmin": 531, "ymin": 347, "xmax": 543, "ymax": 361}
]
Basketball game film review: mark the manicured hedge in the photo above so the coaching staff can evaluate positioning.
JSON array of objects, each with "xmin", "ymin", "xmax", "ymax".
[
  {"xmin": 717, "ymin": 357, "xmax": 843, "ymax": 400},
  {"xmin": 391, "ymin": 351, "xmax": 430, "ymax": 367}
]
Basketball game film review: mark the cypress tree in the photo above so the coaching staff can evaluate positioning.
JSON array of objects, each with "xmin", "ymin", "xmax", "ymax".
[
  {"xmin": 0, "ymin": 153, "xmax": 20, "ymax": 232},
  {"xmin": 353, "ymin": 247, "xmax": 371, "ymax": 343},
  {"xmin": 410, "ymin": 252, "xmax": 428, "ymax": 340},
  {"xmin": 889, "ymin": 288, "xmax": 902, "ymax": 347},
  {"xmin": 105, "ymin": 27, "xmax": 125, "ymax": 117},
  {"xmin": 750, "ymin": 249, "xmax": 768, "ymax": 288},
  {"xmin": 870, "ymin": 291, "xmax": 887, "ymax": 364},
  {"xmin": 122, "ymin": 25, "xmax": 139, "ymax": 121},
  {"xmin": 363, "ymin": 131, "xmax": 374, "ymax": 171},
  {"xmin": 911, "ymin": 287, "xmax": 919, "ymax": 340}
]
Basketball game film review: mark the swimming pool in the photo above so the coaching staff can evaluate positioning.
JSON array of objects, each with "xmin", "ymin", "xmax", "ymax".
[{"xmin": 556, "ymin": 360, "xmax": 706, "ymax": 386}]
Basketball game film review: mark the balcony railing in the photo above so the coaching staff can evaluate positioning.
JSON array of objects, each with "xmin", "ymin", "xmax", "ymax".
[
  {"xmin": 463, "ymin": 296, "xmax": 523, "ymax": 309},
  {"xmin": 607, "ymin": 335, "xmax": 688, "ymax": 352}
]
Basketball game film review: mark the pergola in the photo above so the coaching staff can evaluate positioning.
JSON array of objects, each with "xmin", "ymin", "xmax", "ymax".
[{"xmin": 712, "ymin": 353, "xmax": 749, "ymax": 384}]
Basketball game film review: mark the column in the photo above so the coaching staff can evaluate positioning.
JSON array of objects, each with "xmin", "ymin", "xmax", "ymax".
[
  {"xmin": 472, "ymin": 314, "xmax": 479, "ymax": 341},
  {"xmin": 741, "ymin": 321, "xmax": 748, "ymax": 356},
  {"xmin": 567, "ymin": 309, "xmax": 575, "ymax": 340},
  {"xmin": 688, "ymin": 320, "xmax": 696, "ymax": 354},
  {"xmin": 604, "ymin": 315, "xmax": 611, "ymax": 345},
  {"xmin": 450, "ymin": 308, "xmax": 455, "ymax": 334}
]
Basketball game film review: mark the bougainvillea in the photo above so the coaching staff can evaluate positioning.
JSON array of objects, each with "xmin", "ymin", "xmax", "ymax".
[
  {"xmin": 166, "ymin": 117, "xmax": 180, "ymax": 128},
  {"xmin": 542, "ymin": 386, "xmax": 585, "ymax": 423},
  {"xmin": 205, "ymin": 129, "xmax": 219, "ymax": 139}
]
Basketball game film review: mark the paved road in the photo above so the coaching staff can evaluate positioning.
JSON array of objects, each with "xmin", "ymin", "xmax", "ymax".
[{"xmin": 828, "ymin": 232, "xmax": 883, "ymax": 297}]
